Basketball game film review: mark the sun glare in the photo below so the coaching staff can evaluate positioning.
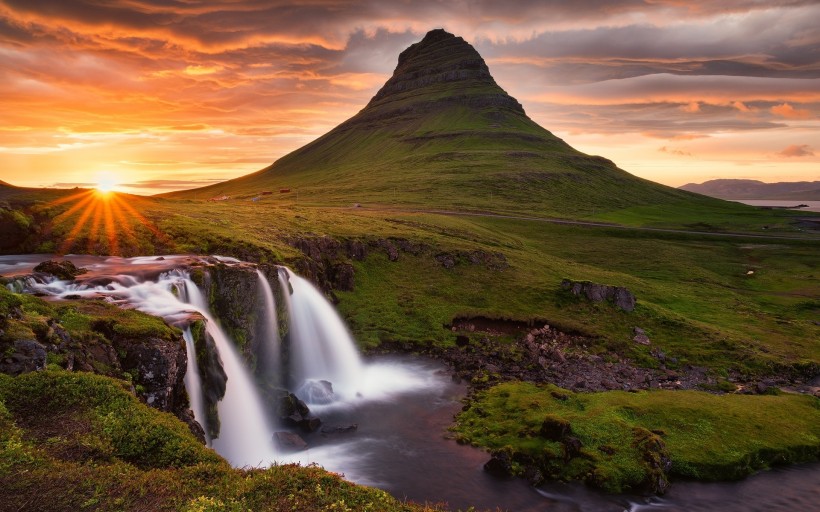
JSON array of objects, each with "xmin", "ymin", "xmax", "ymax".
[{"xmin": 95, "ymin": 172, "xmax": 119, "ymax": 195}]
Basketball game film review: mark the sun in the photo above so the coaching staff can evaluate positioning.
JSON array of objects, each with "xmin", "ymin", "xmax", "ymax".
[{"xmin": 95, "ymin": 172, "xmax": 119, "ymax": 194}]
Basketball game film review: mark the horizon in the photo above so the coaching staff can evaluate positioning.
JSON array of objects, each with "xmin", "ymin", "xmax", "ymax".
[{"xmin": 1, "ymin": 1, "xmax": 818, "ymax": 196}]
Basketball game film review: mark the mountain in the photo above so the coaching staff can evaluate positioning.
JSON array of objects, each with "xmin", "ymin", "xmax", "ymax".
[
  {"xmin": 164, "ymin": 29, "xmax": 713, "ymax": 217},
  {"xmin": 680, "ymin": 179, "xmax": 820, "ymax": 201}
]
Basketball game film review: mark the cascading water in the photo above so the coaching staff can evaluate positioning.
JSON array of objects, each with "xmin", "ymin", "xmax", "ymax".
[
  {"xmin": 2, "ymin": 255, "xmax": 430, "ymax": 470},
  {"xmin": 181, "ymin": 327, "xmax": 209, "ymax": 444},
  {"xmin": 279, "ymin": 268, "xmax": 365, "ymax": 403},
  {"xmin": 256, "ymin": 269, "xmax": 281, "ymax": 387},
  {"xmin": 181, "ymin": 277, "xmax": 278, "ymax": 467}
]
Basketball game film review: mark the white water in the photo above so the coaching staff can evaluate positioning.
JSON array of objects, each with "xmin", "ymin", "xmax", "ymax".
[
  {"xmin": 182, "ymin": 278, "xmax": 278, "ymax": 467},
  {"xmin": 182, "ymin": 327, "xmax": 210, "ymax": 444},
  {"xmin": 256, "ymin": 269, "xmax": 281, "ymax": 386},
  {"xmin": 280, "ymin": 268, "xmax": 365, "ymax": 403}
]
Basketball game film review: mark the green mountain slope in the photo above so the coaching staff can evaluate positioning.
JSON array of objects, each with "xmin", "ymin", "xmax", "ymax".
[{"xmin": 164, "ymin": 29, "xmax": 716, "ymax": 218}]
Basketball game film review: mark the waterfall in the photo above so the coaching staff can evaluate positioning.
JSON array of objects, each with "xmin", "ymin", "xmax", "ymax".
[
  {"xmin": 182, "ymin": 278, "xmax": 278, "ymax": 467},
  {"xmin": 256, "ymin": 269, "xmax": 281, "ymax": 387},
  {"xmin": 182, "ymin": 327, "xmax": 210, "ymax": 444},
  {"xmin": 279, "ymin": 268, "xmax": 364, "ymax": 403}
]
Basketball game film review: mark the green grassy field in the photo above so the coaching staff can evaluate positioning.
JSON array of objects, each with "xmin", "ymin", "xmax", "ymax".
[{"xmin": 453, "ymin": 382, "xmax": 820, "ymax": 493}]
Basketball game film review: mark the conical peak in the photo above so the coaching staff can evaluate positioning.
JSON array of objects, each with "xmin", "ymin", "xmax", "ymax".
[{"xmin": 370, "ymin": 28, "xmax": 502, "ymax": 104}]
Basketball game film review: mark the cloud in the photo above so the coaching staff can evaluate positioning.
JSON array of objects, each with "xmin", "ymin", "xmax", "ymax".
[
  {"xmin": 770, "ymin": 103, "xmax": 813, "ymax": 119},
  {"xmin": 120, "ymin": 179, "xmax": 225, "ymax": 190},
  {"xmin": 777, "ymin": 144, "xmax": 815, "ymax": 157},
  {"xmin": 1, "ymin": 0, "xmax": 819, "ymax": 188},
  {"xmin": 659, "ymin": 146, "xmax": 692, "ymax": 156}
]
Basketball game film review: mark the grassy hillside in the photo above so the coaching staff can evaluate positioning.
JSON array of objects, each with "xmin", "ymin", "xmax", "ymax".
[{"xmin": 162, "ymin": 30, "xmax": 723, "ymax": 220}]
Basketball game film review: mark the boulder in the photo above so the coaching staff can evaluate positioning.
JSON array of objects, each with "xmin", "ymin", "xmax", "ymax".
[
  {"xmin": 274, "ymin": 431, "xmax": 308, "ymax": 452},
  {"xmin": 33, "ymin": 260, "xmax": 87, "ymax": 280},
  {"xmin": 0, "ymin": 339, "xmax": 47, "ymax": 375},
  {"xmin": 561, "ymin": 279, "xmax": 635, "ymax": 312},
  {"xmin": 483, "ymin": 451, "xmax": 514, "ymax": 478}
]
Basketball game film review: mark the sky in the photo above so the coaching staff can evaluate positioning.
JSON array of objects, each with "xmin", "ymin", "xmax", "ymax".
[{"xmin": 0, "ymin": 0, "xmax": 818, "ymax": 196}]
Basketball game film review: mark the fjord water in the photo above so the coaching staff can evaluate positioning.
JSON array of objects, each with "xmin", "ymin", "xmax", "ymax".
[{"xmin": 1, "ymin": 254, "xmax": 818, "ymax": 511}]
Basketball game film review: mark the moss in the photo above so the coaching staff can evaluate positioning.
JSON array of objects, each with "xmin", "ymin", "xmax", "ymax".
[{"xmin": 454, "ymin": 382, "xmax": 820, "ymax": 493}]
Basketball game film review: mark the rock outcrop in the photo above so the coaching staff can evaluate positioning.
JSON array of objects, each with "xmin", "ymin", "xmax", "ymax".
[{"xmin": 561, "ymin": 279, "xmax": 636, "ymax": 311}]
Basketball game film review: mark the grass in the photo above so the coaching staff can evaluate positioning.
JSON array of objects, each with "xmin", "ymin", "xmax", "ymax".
[
  {"xmin": 453, "ymin": 381, "xmax": 820, "ymax": 493},
  {"xmin": 0, "ymin": 370, "xmax": 444, "ymax": 512}
]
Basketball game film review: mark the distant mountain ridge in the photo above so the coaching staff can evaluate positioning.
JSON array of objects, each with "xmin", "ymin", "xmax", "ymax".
[
  {"xmin": 164, "ymin": 29, "xmax": 720, "ymax": 218},
  {"xmin": 680, "ymin": 179, "xmax": 820, "ymax": 201}
]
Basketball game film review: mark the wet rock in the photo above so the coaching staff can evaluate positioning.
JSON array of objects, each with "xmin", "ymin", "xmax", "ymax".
[
  {"xmin": 274, "ymin": 431, "xmax": 308, "ymax": 452},
  {"xmin": 484, "ymin": 451, "xmax": 514, "ymax": 478},
  {"xmin": 33, "ymin": 260, "xmax": 87, "ymax": 280},
  {"xmin": 321, "ymin": 424, "xmax": 358, "ymax": 434},
  {"xmin": 279, "ymin": 392, "xmax": 311, "ymax": 418},
  {"xmin": 118, "ymin": 335, "xmax": 187, "ymax": 412},
  {"xmin": 298, "ymin": 380, "xmax": 335, "ymax": 404}
]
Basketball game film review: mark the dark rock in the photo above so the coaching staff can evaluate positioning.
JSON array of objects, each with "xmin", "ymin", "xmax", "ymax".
[
  {"xmin": 0, "ymin": 339, "xmax": 47, "ymax": 375},
  {"xmin": 613, "ymin": 287, "xmax": 636, "ymax": 312},
  {"xmin": 562, "ymin": 279, "xmax": 636, "ymax": 311},
  {"xmin": 33, "ymin": 260, "xmax": 87, "ymax": 280},
  {"xmin": 540, "ymin": 415, "xmax": 572, "ymax": 441},
  {"xmin": 562, "ymin": 436, "xmax": 583, "ymax": 460},
  {"xmin": 321, "ymin": 424, "xmax": 358, "ymax": 434},
  {"xmin": 455, "ymin": 335, "xmax": 469, "ymax": 347},
  {"xmin": 118, "ymin": 335, "xmax": 187, "ymax": 412},
  {"xmin": 279, "ymin": 392, "xmax": 311, "ymax": 418},
  {"xmin": 377, "ymin": 239, "xmax": 400, "ymax": 261},
  {"xmin": 331, "ymin": 262, "xmax": 355, "ymax": 291},
  {"xmin": 344, "ymin": 240, "xmax": 368, "ymax": 261},
  {"xmin": 274, "ymin": 431, "xmax": 308, "ymax": 452},
  {"xmin": 435, "ymin": 252, "xmax": 456, "ymax": 269},
  {"xmin": 298, "ymin": 417, "xmax": 322, "ymax": 433},
  {"xmin": 598, "ymin": 445, "xmax": 616, "ymax": 455},
  {"xmin": 633, "ymin": 334, "xmax": 651, "ymax": 345},
  {"xmin": 484, "ymin": 451, "xmax": 514, "ymax": 478}
]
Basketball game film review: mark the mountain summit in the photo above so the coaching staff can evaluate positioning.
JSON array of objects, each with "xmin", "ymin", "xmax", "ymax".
[
  {"xmin": 366, "ymin": 28, "xmax": 523, "ymax": 114},
  {"xmin": 165, "ymin": 29, "xmax": 701, "ymax": 217}
]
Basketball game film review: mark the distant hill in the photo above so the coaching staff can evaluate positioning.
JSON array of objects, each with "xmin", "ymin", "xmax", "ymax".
[
  {"xmin": 680, "ymin": 179, "xmax": 820, "ymax": 200},
  {"xmin": 163, "ymin": 30, "xmax": 731, "ymax": 218}
]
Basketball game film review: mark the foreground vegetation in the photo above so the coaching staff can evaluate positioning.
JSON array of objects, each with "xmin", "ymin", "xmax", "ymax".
[
  {"xmin": 0, "ymin": 370, "xmax": 441, "ymax": 512},
  {"xmin": 454, "ymin": 382, "xmax": 820, "ymax": 493}
]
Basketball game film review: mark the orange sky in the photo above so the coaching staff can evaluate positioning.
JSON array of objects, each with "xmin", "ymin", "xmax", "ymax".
[{"xmin": 1, "ymin": 0, "xmax": 818, "ymax": 195}]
